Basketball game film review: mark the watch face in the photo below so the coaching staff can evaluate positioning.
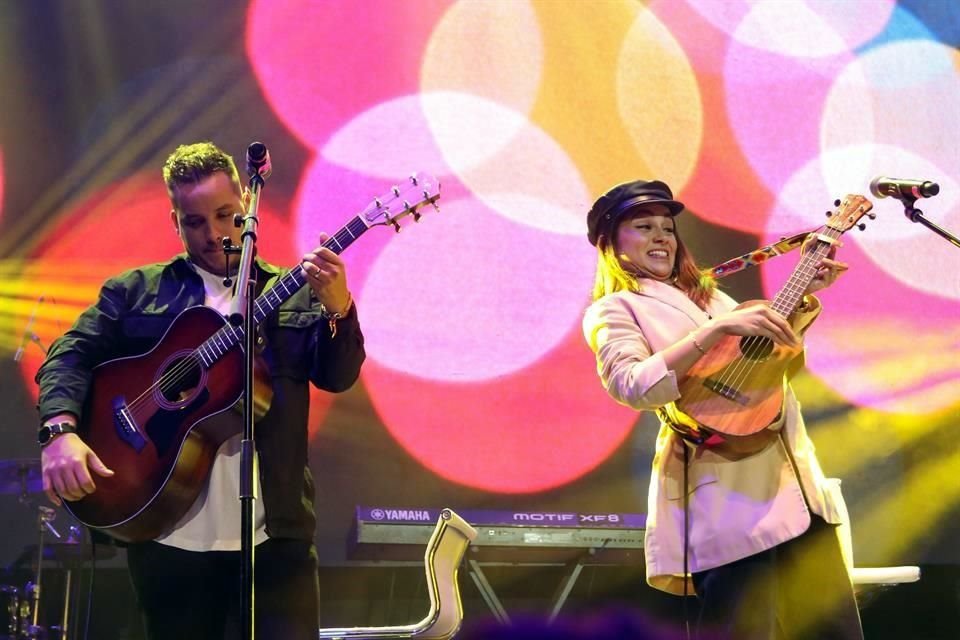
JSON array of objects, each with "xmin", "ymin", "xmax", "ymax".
[{"xmin": 38, "ymin": 426, "xmax": 52, "ymax": 444}]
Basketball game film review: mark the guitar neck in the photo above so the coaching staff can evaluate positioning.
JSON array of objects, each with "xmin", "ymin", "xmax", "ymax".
[
  {"xmin": 193, "ymin": 215, "xmax": 369, "ymax": 368},
  {"xmin": 769, "ymin": 228, "xmax": 839, "ymax": 317}
]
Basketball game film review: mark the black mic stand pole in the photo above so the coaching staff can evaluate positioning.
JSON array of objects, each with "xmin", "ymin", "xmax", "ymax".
[
  {"xmin": 902, "ymin": 198, "xmax": 960, "ymax": 249},
  {"xmin": 229, "ymin": 160, "xmax": 265, "ymax": 640}
]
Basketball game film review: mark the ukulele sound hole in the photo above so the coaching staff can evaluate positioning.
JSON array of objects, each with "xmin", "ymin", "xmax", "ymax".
[
  {"xmin": 739, "ymin": 336, "xmax": 774, "ymax": 361},
  {"xmin": 154, "ymin": 351, "xmax": 208, "ymax": 410}
]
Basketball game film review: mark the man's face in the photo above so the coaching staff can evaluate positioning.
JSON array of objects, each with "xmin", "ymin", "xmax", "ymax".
[{"xmin": 169, "ymin": 172, "xmax": 245, "ymax": 276}]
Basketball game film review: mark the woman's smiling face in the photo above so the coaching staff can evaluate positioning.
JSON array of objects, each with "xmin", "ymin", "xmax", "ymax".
[{"xmin": 613, "ymin": 204, "xmax": 677, "ymax": 281}]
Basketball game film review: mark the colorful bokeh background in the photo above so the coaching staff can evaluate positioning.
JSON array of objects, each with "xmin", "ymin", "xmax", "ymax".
[{"xmin": 1, "ymin": 0, "xmax": 958, "ymax": 574}]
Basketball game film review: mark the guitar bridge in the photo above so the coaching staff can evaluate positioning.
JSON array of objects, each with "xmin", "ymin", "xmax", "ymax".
[
  {"xmin": 702, "ymin": 378, "xmax": 751, "ymax": 406},
  {"xmin": 112, "ymin": 397, "xmax": 147, "ymax": 452}
]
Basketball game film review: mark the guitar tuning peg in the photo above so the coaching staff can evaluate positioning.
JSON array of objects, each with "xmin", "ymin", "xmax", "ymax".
[
  {"xmin": 431, "ymin": 200, "xmax": 440, "ymax": 212},
  {"xmin": 867, "ymin": 211, "xmax": 877, "ymax": 219},
  {"xmin": 412, "ymin": 210, "xmax": 422, "ymax": 222},
  {"xmin": 834, "ymin": 199, "xmax": 841, "ymax": 207},
  {"xmin": 857, "ymin": 223, "xmax": 866, "ymax": 231},
  {"xmin": 410, "ymin": 174, "xmax": 419, "ymax": 186},
  {"xmin": 825, "ymin": 211, "xmax": 832, "ymax": 218}
]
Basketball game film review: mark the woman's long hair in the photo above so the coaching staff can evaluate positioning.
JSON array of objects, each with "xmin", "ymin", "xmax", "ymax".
[{"xmin": 591, "ymin": 219, "xmax": 716, "ymax": 309}]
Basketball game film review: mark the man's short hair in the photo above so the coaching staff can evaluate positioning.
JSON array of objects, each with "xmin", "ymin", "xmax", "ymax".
[{"xmin": 162, "ymin": 142, "xmax": 241, "ymax": 207}]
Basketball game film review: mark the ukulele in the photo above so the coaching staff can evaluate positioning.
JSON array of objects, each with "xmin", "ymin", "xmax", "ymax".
[
  {"xmin": 669, "ymin": 194, "xmax": 874, "ymax": 454},
  {"xmin": 62, "ymin": 173, "xmax": 440, "ymax": 542}
]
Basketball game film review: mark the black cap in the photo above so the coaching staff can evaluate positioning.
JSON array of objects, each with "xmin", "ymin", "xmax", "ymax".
[{"xmin": 586, "ymin": 179, "xmax": 684, "ymax": 246}]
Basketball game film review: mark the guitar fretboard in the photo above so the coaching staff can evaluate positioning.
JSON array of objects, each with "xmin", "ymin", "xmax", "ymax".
[{"xmin": 194, "ymin": 215, "xmax": 369, "ymax": 367}]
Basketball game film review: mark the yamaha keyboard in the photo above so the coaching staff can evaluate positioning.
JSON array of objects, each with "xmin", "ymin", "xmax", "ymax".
[{"xmin": 349, "ymin": 506, "xmax": 646, "ymax": 564}]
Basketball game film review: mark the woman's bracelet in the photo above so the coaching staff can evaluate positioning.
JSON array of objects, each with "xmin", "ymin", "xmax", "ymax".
[{"xmin": 690, "ymin": 333, "xmax": 708, "ymax": 356}]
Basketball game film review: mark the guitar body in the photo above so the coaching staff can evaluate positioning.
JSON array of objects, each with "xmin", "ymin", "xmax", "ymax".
[
  {"xmin": 62, "ymin": 306, "xmax": 271, "ymax": 542},
  {"xmin": 675, "ymin": 299, "xmax": 803, "ymax": 441}
]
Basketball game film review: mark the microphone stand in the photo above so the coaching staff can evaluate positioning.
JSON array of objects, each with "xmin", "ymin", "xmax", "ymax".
[
  {"xmin": 902, "ymin": 198, "xmax": 960, "ymax": 249},
  {"xmin": 230, "ymin": 163, "xmax": 265, "ymax": 640}
]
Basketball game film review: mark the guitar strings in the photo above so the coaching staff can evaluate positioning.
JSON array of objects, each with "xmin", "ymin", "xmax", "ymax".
[
  {"xmin": 121, "ymin": 233, "xmax": 342, "ymax": 419},
  {"xmin": 114, "ymin": 185, "xmax": 432, "ymax": 426},
  {"xmin": 716, "ymin": 238, "xmax": 834, "ymax": 395},
  {"xmin": 121, "ymin": 274, "xmax": 279, "ymax": 419},
  {"xmin": 708, "ymin": 244, "xmax": 827, "ymax": 396},
  {"xmin": 693, "ymin": 234, "xmax": 835, "ymax": 417},
  {"xmin": 124, "ymin": 326, "xmax": 239, "ymax": 420},
  {"xmin": 676, "ymin": 228, "xmax": 839, "ymax": 432}
]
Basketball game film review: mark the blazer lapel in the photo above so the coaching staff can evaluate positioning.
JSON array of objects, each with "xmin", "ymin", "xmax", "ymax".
[{"xmin": 634, "ymin": 279, "xmax": 712, "ymax": 325}]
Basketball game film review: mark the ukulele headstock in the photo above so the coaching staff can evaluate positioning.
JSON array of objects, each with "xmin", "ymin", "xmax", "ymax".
[{"xmin": 825, "ymin": 194, "xmax": 876, "ymax": 233}]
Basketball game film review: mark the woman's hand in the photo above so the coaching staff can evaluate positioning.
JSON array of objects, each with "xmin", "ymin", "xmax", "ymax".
[
  {"xmin": 664, "ymin": 304, "xmax": 798, "ymax": 380},
  {"xmin": 805, "ymin": 256, "xmax": 848, "ymax": 294},
  {"xmin": 801, "ymin": 234, "xmax": 848, "ymax": 294},
  {"xmin": 708, "ymin": 304, "xmax": 799, "ymax": 347}
]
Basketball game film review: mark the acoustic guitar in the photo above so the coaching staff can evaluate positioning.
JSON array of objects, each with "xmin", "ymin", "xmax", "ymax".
[
  {"xmin": 670, "ymin": 194, "xmax": 874, "ymax": 454},
  {"xmin": 61, "ymin": 174, "xmax": 440, "ymax": 542}
]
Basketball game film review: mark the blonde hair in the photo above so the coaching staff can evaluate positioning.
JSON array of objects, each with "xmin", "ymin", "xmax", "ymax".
[{"xmin": 591, "ymin": 220, "xmax": 716, "ymax": 309}]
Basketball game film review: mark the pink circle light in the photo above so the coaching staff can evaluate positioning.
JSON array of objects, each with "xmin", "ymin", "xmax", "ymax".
[
  {"xmin": 724, "ymin": 37, "xmax": 857, "ymax": 202},
  {"xmin": 363, "ymin": 329, "xmax": 639, "ymax": 493},
  {"xmin": 759, "ymin": 170, "xmax": 960, "ymax": 416},
  {"xmin": 246, "ymin": 0, "xmax": 451, "ymax": 147},
  {"xmin": 359, "ymin": 195, "xmax": 596, "ymax": 381},
  {"xmin": 648, "ymin": 0, "xmax": 776, "ymax": 233},
  {"xmin": 681, "ymin": 0, "xmax": 894, "ymax": 58},
  {"xmin": 762, "ymin": 236, "xmax": 960, "ymax": 415}
]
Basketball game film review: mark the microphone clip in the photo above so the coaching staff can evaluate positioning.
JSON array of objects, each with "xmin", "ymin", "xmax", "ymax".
[{"xmin": 221, "ymin": 237, "xmax": 242, "ymax": 288}]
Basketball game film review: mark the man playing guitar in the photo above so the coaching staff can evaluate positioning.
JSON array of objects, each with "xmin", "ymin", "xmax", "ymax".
[{"xmin": 36, "ymin": 141, "xmax": 365, "ymax": 640}]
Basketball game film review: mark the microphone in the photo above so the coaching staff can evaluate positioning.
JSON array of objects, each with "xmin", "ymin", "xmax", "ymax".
[
  {"xmin": 13, "ymin": 295, "xmax": 44, "ymax": 362},
  {"xmin": 245, "ymin": 141, "xmax": 272, "ymax": 180},
  {"xmin": 870, "ymin": 176, "xmax": 940, "ymax": 200}
]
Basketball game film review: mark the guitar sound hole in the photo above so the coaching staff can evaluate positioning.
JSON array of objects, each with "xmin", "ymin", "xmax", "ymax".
[
  {"xmin": 739, "ymin": 336, "xmax": 774, "ymax": 361},
  {"xmin": 154, "ymin": 353, "xmax": 207, "ymax": 410}
]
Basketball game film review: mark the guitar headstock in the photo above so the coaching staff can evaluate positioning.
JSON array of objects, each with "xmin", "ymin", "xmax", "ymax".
[
  {"xmin": 825, "ymin": 194, "xmax": 875, "ymax": 234},
  {"xmin": 361, "ymin": 172, "xmax": 441, "ymax": 231}
]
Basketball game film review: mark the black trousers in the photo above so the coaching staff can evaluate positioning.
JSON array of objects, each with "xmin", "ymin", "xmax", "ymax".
[
  {"xmin": 126, "ymin": 538, "xmax": 319, "ymax": 640},
  {"xmin": 692, "ymin": 516, "xmax": 863, "ymax": 640}
]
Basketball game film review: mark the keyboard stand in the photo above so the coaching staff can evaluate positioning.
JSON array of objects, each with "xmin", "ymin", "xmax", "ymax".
[
  {"xmin": 467, "ymin": 559, "xmax": 511, "ymax": 623},
  {"xmin": 549, "ymin": 554, "xmax": 587, "ymax": 621},
  {"xmin": 466, "ymin": 546, "xmax": 616, "ymax": 623}
]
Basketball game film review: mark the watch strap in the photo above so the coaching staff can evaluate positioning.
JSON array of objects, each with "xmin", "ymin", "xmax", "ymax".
[{"xmin": 39, "ymin": 421, "xmax": 77, "ymax": 446}]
